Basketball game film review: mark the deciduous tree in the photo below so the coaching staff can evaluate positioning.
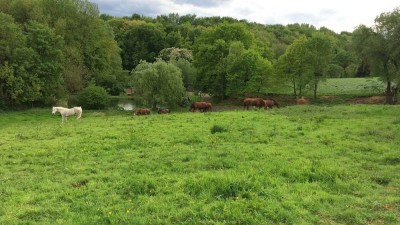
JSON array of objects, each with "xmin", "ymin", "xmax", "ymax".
[
  {"xmin": 274, "ymin": 36, "xmax": 311, "ymax": 98},
  {"xmin": 121, "ymin": 22, "xmax": 167, "ymax": 70},
  {"xmin": 353, "ymin": 7, "xmax": 400, "ymax": 104},
  {"xmin": 226, "ymin": 41, "xmax": 273, "ymax": 97},
  {"xmin": 306, "ymin": 32, "xmax": 334, "ymax": 98},
  {"xmin": 193, "ymin": 23, "xmax": 254, "ymax": 99}
]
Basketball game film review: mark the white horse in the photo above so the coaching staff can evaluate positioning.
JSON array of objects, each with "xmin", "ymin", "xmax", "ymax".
[{"xmin": 52, "ymin": 106, "xmax": 82, "ymax": 123}]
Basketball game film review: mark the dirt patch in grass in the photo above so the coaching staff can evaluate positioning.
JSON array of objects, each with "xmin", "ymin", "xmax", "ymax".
[
  {"xmin": 320, "ymin": 95, "xmax": 337, "ymax": 101},
  {"xmin": 208, "ymin": 95, "xmax": 393, "ymax": 111},
  {"xmin": 348, "ymin": 96, "xmax": 385, "ymax": 104}
]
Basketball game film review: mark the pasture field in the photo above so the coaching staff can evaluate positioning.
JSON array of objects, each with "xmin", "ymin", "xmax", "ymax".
[
  {"xmin": 271, "ymin": 77, "xmax": 385, "ymax": 96},
  {"xmin": 0, "ymin": 105, "xmax": 399, "ymax": 224},
  {"xmin": 316, "ymin": 78, "xmax": 385, "ymax": 96}
]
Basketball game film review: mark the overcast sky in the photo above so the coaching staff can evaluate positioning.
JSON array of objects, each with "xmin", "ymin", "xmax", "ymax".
[{"xmin": 90, "ymin": 0, "xmax": 399, "ymax": 33}]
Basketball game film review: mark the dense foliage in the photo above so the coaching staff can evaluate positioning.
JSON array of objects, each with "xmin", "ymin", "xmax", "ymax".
[
  {"xmin": 0, "ymin": 0, "xmax": 123, "ymax": 108},
  {"xmin": 1, "ymin": 0, "xmax": 399, "ymax": 108}
]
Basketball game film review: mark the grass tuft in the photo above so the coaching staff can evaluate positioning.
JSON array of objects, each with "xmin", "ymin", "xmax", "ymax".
[{"xmin": 210, "ymin": 125, "xmax": 227, "ymax": 134}]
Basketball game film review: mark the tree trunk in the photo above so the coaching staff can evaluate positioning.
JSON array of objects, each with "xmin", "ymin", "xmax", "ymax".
[
  {"xmin": 393, "ymin": 86, "xmax": 399, "ymax": 104},
  {"xmin": 385, "ymin": 81, "xmax": 395, "ymax": 105},
  {"xmin": 299, "ymin": 86, "xmax": 302, "ymax": 97},
  {"xmin": 152, "ymin": 99, "xmax": 158, "ymax": 110},
  {"xmin": 313, "ymin": 81, "xmax": 318, "ymax": 99}
]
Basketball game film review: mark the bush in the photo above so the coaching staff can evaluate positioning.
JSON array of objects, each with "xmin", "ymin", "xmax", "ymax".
[
  {"xmin": 67, "ymin": 95, "xmax": 79, "ymax": 107},
  {"xmin": 210, "ymin": 125, "xmax": 227, "ymax": 134},
  {"xmin": 78, "ymin": 85, "xmax": 110, "ymax": 109}
]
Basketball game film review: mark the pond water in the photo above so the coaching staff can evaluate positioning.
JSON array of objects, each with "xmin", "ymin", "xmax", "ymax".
[{"xmin": 111, "ymin": 99, "xmax": 135, "ymax": 111}]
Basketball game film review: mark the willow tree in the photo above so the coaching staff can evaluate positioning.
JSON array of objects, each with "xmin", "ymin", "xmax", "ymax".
[{"xmin": 131, "ymin": 60, "xmax": 185, "ymax": 109}]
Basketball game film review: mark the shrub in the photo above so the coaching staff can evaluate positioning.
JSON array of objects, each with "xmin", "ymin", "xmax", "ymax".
[
  {"xmin": 78, "ymin": 85, "xmax": 110, "ymax": 109},
  {"xmin": 67, "ymin": 95, "xmax": 79, "ymax": 107},
  {"xmin": 210, "ymin": 125, "xmax": 227, "ymax": 134}
]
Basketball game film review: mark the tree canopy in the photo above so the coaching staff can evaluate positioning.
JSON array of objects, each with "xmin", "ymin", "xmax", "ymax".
[
  {"xmin": 2, "ymin": 0, "xmax": 398, "ymax": 108},
  {"xmin": 0, "ymin": 0, "xmax": 123, "ymax": 107}
]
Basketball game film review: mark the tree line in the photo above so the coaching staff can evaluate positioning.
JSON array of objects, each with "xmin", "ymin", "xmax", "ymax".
[{"xmin": 1, "ymin": 0, "xmax": 399, "ymax": 109}]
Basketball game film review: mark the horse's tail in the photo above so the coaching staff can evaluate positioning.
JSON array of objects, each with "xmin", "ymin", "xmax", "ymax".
[
  {"xmin": 75, "ymin": 106, "xmax": 82, "ymax": 119},
  {"xmin": 76, "ymin": 111, "xmax": 82, "ymax": 119}
]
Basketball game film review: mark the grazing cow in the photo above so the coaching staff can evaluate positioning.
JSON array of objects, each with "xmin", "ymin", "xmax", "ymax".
[
  {"xmin": 243, "ymin": 98, "xmax": 265, "ymax": 110},
  {"xmin": 134, "ymin": 108, "xmax": 151, "ymax": 115}
]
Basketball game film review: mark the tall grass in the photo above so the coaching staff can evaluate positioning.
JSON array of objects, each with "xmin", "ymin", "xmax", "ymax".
[{"xmin": 0, "ymin": 105, "xmax": 399, "ymax": 224}]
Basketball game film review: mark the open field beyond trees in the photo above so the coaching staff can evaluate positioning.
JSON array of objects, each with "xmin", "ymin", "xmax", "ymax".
[
  {"xmin": 270, "ymin": 77, "xmax": 385, "ymax": 97},
  {"xmin": 1, "ymin": 105, "xmax": 399, "ymax": 224}
]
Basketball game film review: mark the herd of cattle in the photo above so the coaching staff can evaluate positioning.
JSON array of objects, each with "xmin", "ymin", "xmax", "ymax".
[{"xmin": 133, "ymin": 97, "xmax": 281, "ymax": 115}]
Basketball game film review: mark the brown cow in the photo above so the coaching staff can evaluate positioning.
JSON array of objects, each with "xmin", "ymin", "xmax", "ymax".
[
  {"xmin": 134, "ymin": 108, "xmax": 151, "ymax": 115},
  {"xmin": 243, "ymin": 98, "xmax": 265, "ymax": 110}
]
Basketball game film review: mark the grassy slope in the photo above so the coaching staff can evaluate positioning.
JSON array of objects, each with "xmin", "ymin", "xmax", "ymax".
[
  {"xmin": 317, "ymin": 77, "xmax": 385, "ymax": 96},
  {"xmin": 0, "ymin": 106, "xmax": 399, "ymax": 224},
  {"xmin": 270, "ymin": 77, "xmax": 385, "ymax": 96}
]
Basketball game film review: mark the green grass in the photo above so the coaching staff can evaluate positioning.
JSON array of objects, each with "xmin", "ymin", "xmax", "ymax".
[
  {"xmin": 316, "ymin": 77, "xmax": 384, "ymax": 96},
  {"xmin": 271, "ymin": 77, "xmax": 385, "ymax": 96},
  {"xmin": 0, "ymin": 106, "xmax": 399, "ymax": 224}
]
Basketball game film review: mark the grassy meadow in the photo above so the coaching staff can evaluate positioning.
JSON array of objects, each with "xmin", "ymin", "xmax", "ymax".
[
  {"xmin": 0, "ymin": 105, "xmax": 399, "ymax": 224},
  {"xmin": 270, "ymin": 77, "xmax": 385, "ymax": 96}
]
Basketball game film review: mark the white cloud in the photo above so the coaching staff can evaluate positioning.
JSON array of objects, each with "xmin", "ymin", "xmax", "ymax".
[{"xmin": 92, "ymin": 0, "xmax": 399, "ymax": 32}]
